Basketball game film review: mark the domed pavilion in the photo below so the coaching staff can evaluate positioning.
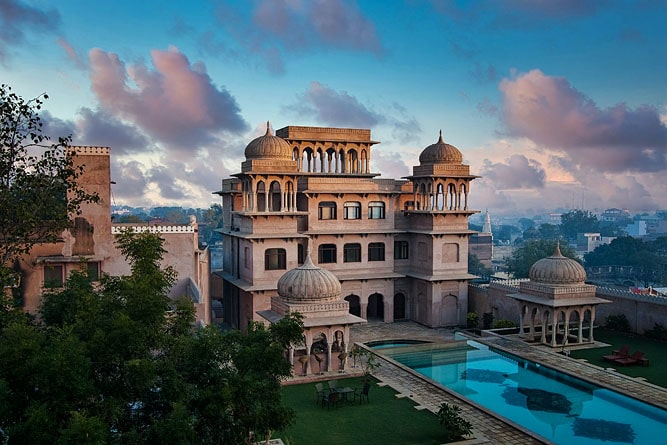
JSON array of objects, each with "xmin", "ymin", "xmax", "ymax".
[
  {"xmin": 258, "ymin": 247, "xmax": 365, "ymax": 376},
  {"xmin": 508, "ymin": 245, "xmax": 609, "ymax": 348}
]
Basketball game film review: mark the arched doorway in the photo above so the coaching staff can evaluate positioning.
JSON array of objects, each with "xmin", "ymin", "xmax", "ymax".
[
  {"xmin": 394, "ymin": 292, "xmax": 406, "ymax": 320},
  {"xmin": 345, "ymin": 294, "xmax": 361, "ymax": 317},
  {"xmin": 367, "ymin": 293, "xmax": 384, "ymax": 321}
]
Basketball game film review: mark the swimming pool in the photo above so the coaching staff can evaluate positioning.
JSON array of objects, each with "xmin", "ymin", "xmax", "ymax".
[
  {"xmin": 365, "ymin": 339, "xmax": 430, "ymax": 349},
  {"xmin": 373, "ymin": 339, "xmax": 667, "ymax": 444}
]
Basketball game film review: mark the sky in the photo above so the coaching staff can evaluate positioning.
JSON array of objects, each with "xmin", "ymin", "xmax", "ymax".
[{"xmin": 2, "ymin": 0, "xmax": 666, "ymax": 217}]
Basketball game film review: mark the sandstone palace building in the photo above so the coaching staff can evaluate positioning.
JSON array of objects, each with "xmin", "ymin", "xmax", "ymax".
[{"xmin": 216, "ymin": 124, "xmax": 479, "ymax": 330}]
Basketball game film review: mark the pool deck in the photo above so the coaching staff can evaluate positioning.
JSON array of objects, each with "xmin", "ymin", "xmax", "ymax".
[{"xmin": 347, "ymin": 321, "xmax": 667, "ymax": 445}]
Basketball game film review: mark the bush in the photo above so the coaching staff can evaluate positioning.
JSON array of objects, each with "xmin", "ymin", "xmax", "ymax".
[
  {"xmin": 493, "ymin": 319, "xmax": 516, "ymax": 329},
  {"xmin": 605, "ymin": 314, "xmax": 631, "ymax": 332},
  {"xmin": 644, "ymin": 323, "xmax": 667, "ymax": 341},
  {"xmin": 437, "ymin": 402, "xmax": 473, "ymax": 442},
  {"xmin": 466, "ymin": 312, "xmax": 479, "ymax": 328},
  {"xmin": 482, "ymin": 312, "xmax": 494, "ymax": 329}
]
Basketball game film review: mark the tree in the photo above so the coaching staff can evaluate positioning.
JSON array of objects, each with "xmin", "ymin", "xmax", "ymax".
[
  {"xmin": 560, "ymin": 210, "xmax": 600, "ymax": 240},
  {"xmin": 0, "ymin": 84, "xmax": 98, "ymax": 285},
  {"xmin": 505, "ymin": 240, "xmax": 579, "ymax": 279},
  {"xmin": 0, "ymin": 231, "xmax": 304, "ymax": 444},
  {"xmin": 469, "ymin": 253, "xmax": 492, "ymax": 277}
]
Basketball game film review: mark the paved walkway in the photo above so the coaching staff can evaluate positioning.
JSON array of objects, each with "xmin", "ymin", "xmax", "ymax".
[{"xmin": 346, "ymin": 321, "xmax": 667, "ymax": 444}]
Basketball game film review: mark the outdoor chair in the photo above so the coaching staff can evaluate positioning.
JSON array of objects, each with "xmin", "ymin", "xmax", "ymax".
[
  {"xmin": 321, "ymin": 389, "xmax": 342, "ymax": 409},
  {"xmin": 315, "ymin": 383, "xmax": 327, "ymax": 404},
  {"xmin": 602, "ymin": 344, "xmax": 630, "ymax": 362},
  {"xmin": 612, "ymin": 350, "xmax": 645, "ymax": 366},
  {"xmin": 354, "ymin": 381, "xmax": 371, "ymax": 404},
  {"xmin": 327, "ymin": 380, "xmax": 339, "ymax": 392}
]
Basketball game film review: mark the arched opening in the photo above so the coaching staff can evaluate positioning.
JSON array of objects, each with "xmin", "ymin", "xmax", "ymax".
[
  {"xmin": 448, "ymin": 184, "xmax": 456, "ymax": 210},
  {"xmin": 256, "ymin": 181, "xmax": 266, "ymax": 212},
  {"xmin": 345, "ymin": 294, "xmax": 361, "ymax": 317},
  {"xmin": 394, "ymin": 292, "xmax": 406, "ymax": 320},
  {"xmin": 269, "ymin": 180, "xmax": 281, "ymax": 211},
  {"xmin": 347, "ymin": 149, "xmax": 359, "ymax": 173},
  {"xmin": 367, "ymin": 293, "xmax": 384, "ymax": 321},
  {"xmin": 442, "ymin": 294, "xmax": 458, "ymax": 326}
]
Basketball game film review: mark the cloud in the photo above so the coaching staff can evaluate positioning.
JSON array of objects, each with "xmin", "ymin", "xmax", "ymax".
[
  {"xmin": 74, "ymin": 108, "xmax": 150, "ymax": 156},
  {"xmin": 88, "ymin": 46, "xmax": 248, "ymax": 155},
  {"xmin": 480, "ymin": 154, "xmax": 546, "ymax": 190},
  {"xmin": 57, "ymin": 37, "xmax": 85, "ymax": 69},
  {"xmin": 0, "ymin": 0, "xmax": 60, "ymax": 61},
  {"xmin": 110, "ymin": 159, "xmax": 149, "ymax": 203},
  {"xmin": 499, "ymin": 69, "xmax": 667, "ymax": 173}
]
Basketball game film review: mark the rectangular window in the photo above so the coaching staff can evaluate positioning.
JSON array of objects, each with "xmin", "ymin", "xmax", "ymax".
[
  {"xmin": 394, "ymin": 241, "xmax": 409, "ymax": 260},
  {"xmin": 44, "ymin": 264, "xmax": 64, "ymax": 288},
  {"xmin": 344, "ymin": 243, "xmax": 361, "ymax": 262},
  {"xmin": 368, "ymin": 201, "xmax": 385, "ymax": 219},
  {"xmin": 343, "ymin": 202, "xmax": 361, "ymax": 220},
  {"xmin": 318, "ymin": 202, "xmax": 337, "ymax": 220},
  {"xmin": 368, "ymin": 242, "xmax": 385, "ymax": 261},
  {"xmin": 318, "ymin": 244, "xmax": 337, "ymax": 263},
  {"xmin": 87, "ymin": 262, "xmax": 100, "ymax": 281},
  {"xmin": 244, "ymin": 247, "xmax": 250, "ymax": 269},
  {"xmin": 265, "ymin": 248, "xmax": 287, "ymax": 270}
]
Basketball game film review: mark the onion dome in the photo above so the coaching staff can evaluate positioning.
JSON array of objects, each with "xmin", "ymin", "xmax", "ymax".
[
  {"xmin": 244, "ymin": 121, "xmax": 292, "ymax": 160},
  {"xmin": 529, "ymin": 244, "xmax": 587, "ymax": 285},
  {"xmin": 277, "ymin": 252, "xmax": 341, "ymax": 303},
  {"xmin": 419, "ymin": 130, "xmax": 463, "ymax": 165}
]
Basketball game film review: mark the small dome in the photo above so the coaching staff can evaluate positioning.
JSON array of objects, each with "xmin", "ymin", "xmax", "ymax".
[
  {"xmin": 529, "ymin": 245, "xmax": 587, "ymax": 285},
  {"xmin": 244, "ymin": 121, "xmax": 293, "ymax": 160},
  {"xmin": 277, "ymin": 253, "xmax": 341, "ymax": 303},
  {"xmin": 419, "ymin": 131, "xmax": 463, "ymax": 165}
]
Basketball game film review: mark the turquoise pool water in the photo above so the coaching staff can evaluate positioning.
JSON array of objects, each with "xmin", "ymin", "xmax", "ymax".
[{"xmin": 373, "ymin": 340, "xmax": 667, "ymax": 444}]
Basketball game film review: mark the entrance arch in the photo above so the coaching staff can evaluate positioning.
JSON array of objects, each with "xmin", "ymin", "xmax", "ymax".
[
  {"xmin": 367, "ymin": 293, "xmax": 384, "ymax": 321},
  {"xmin": 394, "ymin": 292, "xmax": 406, "ymax": 320},
  {"xmin": 345, "ymin": 294, "xmax": 361, "ymax": 317}
]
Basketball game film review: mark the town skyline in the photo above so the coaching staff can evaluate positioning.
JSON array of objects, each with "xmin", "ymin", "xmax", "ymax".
[{"xmin": 3, "ymin": 0, "xmax": 666, "ymax": 216}]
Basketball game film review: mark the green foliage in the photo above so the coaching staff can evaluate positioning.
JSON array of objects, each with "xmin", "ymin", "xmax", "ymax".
[
  {"xmin": 0, "ymin": 84, "xmax": 98, "ymax": 279},
  {"xmin": 482, "ymin": 312, "xmax": 494, "ymax": 330},
  {"xmin": 492, "ymin": 319, "xmax": 516, "ymax": 329},
  {"xmin": 468, "ymin": 253, "xmax": 492, "ymax": 277},
  {"xmin": 466, "ymin": 312, "xmax": 479, "ymax": 329},
  {"xmin": 349, "ymin": 345, "xmax": 381, "ymax": 378},
  {"xmin": 437, "ymin": 402, "xmax": 473, "ymax": 442},
  {"xmin": 605, "ymin": 314, "xmax": 631, "ymax": 332},
  {"xmin": 560, "ymin": 210, "xmax": 600, "ymax": 240},
  {"xmin": 644, "ymin": 323, "xmax": 667, "ymax": 341},
  {"xmin": 0, "ymin": 231, "xmax": 304, "ymax": 444},
  {"xmin": 505, "ymin": 240, "xmax": 578, "ymax": 279},
  {"xmin": 584, "ymin": 237, "xmax": 667, "ymax": 286}
]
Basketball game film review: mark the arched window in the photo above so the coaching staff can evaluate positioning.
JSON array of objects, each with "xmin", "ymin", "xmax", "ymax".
[
  {"xmin": 265, "ymin": 248, "xmax": 286, "ymax": 270},
  {"xmin": 318, "ymin": 244, "xmax": 337, "ymax": 263},
  {"xmin": 368, "ymin": 201, "xmax": 385, "ymax": 219},
  {"xmin": 368, "ymin": 242, "xmax": 385, "ymax": 261},
  {"xmin": 344, "ymin": 201, "xmax": 361, "ymax": 220},
  {"xmin": 344, "ymin": 243, "xmax": 361, "ymax": 262},
  {"xmin": 318, "ymin": 201, "xmax": 337, "ymax": 220}
]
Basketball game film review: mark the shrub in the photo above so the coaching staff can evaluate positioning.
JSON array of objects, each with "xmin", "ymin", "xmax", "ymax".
[
  {"xmin": 644, "ymin": 323, "xmax": 667, "ymax": 341},
  {"xmin": 437, "ymin": 402, "xmax": 473, "ymax": 442},
  {"xmin": 466, "ymin": 312, "xmax": 479, "ymax": 328},
  {"xmin": 482, "ymin": 312, "xmax": 494, "ymax": 329},
  {"xmin": 605, "ymin": 314, "xmax": 631, "ymax": 332},
  {"xmin": 493, "ymin": 319, "xmax": 516, "ymax": 329}
]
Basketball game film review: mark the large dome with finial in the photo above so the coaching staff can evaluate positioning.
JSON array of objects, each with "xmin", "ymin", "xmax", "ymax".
[
  {"xmin": 277, "ymin": 253, "xmax": 341, "ymax": 303},
  {"xmin": 419, "ymin": 131, "xmax": 463, "ymax": 165},
  {"xmin": 244, "ymin": 121, "xmax": 293, "ymax": 160},
  {"xmin": 529, "ymin": 245, "xmax": 587, "ymax": 285}
]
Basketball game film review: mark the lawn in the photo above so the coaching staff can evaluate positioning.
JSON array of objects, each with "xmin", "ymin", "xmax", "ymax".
[
  {"xmin": 275, "ymin": 376, "xmax": 447, "ymax": 445},
  {"xmin": 569, "ymin": 328, "xmax": 667, "ymax": 387}
]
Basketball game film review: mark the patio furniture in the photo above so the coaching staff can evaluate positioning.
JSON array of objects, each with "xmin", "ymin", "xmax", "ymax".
[
  {"xmin": 315, "ymin": 383, "xmax": 327, "ymax": 404},
  {"xmin": 602, "ymin": 344, "xmax": 630, "ymax": 362},
  {"xmin": 337, "ymin": 387, "xmax": 355, "ymax": 403},
  {"xmin": 612, "ymin": 351, "xmax": 645, "ymax": 366},
  {"xmin": 327, "ymin": 380, "xmax": 339, "ymax": 392},
  {"xmin": 354, "ymin": 381, "xmax": 371, "ymax": 404},
  {"xmin": 321, "ymin": 390, "xmax": 342, "ymax": 409}
]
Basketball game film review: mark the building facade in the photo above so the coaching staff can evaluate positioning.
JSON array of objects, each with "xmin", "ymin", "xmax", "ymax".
[
  {"xmin": 17, "ymin": 147, "xmax": 211, "ymax": 325},
  {"xmin": 216, "ymin": 124, "xmax": 479, "ymax": 331}
]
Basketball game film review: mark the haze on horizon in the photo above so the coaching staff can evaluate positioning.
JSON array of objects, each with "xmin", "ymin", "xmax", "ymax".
[{"xmin": 2, "ymin": 0, "xmax": 666, "ymax": 216}]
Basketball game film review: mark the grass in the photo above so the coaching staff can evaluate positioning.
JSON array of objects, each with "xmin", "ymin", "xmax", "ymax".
[
  {"xmin": 569, "ymin": 328, "xmax": 667, "ymax": 387},
  {"xmin": 275, "ymin": 376, "xmax": 447, "ymax": 445}
]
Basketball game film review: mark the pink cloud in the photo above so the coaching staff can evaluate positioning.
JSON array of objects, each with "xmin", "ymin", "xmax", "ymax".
[
  {"xmin": 499, "ymin": 69, "xmax": 667, "ymax": 173},
  {"xmin": 89, "ymin": 46, "xmax": 247, "ymax": 153},
  {"xmin": 57, "ymin": 37, "xmax": 85, "ymax": 69}
]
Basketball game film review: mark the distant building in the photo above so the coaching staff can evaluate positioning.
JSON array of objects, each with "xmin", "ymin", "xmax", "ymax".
[
  {"xmin": 601, "ymin": 208, "xmax": 632, "ymax": 224},
  {"xmin": 215, "ymin": 124, "xmax": 479, "ymax": 331},
  {"xmin": 469, "ymin": 210, "xmax": 493, "ymax": 270},
  {"xmin": 625, "ymin": 220, "xmax": 647, "ymax": 237},
  {"xmin": 17, "ymin": 147, "xmax": 210, "ymax": 325},
  {"xmin": 576, "ymin": 232, "xmax": 615, "ymax": 254}
]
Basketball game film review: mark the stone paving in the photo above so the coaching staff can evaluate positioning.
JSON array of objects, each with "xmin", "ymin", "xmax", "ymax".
[{"xmin": 346, "ymin": 321, "xmax": 667, "ymax": 445}]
